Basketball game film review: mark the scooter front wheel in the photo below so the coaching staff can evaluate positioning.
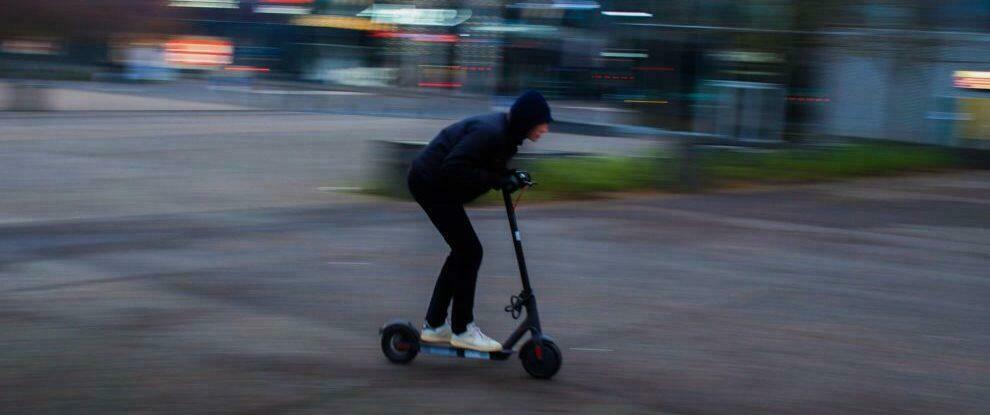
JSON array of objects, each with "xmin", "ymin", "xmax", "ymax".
[
  {"xmin": 520, "ymin": 338, "xmax": 562, "ymax": 379},
  {"xmin": 381, "ymin": 322, "xmax": 420, "ymax": 364}
]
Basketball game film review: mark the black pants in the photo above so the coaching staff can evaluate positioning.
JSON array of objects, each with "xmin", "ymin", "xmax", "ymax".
[{"xmin": 408, "ymin": 173, "xmax": 482, "ymax": 334}]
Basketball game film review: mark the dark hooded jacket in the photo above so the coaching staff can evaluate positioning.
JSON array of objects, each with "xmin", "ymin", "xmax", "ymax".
[{"xmin": 408, "ymin": 91, "xmax": 552, "ymax": 204}]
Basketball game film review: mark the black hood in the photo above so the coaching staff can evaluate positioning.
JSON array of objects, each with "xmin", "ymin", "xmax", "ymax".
[{"xmin": 508, "ymin": 90, "xmax": 553, "ymax": 142}]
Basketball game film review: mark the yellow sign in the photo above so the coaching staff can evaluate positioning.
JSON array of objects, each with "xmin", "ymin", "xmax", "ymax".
[
  {"xmin": 954, "ymin": 71, "xmax": 990, "ymax": 90},
  {"xmin": 958, "ymin": 98, "xmax": 990, "ymax": 140},
  {"xmin": 293, "ymin": 15, "xmax": 395, "ymax": 31}
]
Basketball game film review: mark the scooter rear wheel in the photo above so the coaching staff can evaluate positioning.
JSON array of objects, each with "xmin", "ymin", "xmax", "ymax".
[
  {"xmin": 520, "ymin": 338, "xmax": 562, "ymax": 379},
  {"xmin": 381, "ymin": 322, "xmax": 420, "ymax": 364}
]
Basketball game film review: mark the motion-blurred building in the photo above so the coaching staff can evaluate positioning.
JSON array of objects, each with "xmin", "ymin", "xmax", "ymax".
[{"xmin": 1, "ymin": 1, "xmax": 988, "ymax": 145}]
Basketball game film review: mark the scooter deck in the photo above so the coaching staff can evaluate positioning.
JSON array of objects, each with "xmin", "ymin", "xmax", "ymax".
[{"xmin": 420, "ymin": 343, "xmax": 513, "ymax": 361}]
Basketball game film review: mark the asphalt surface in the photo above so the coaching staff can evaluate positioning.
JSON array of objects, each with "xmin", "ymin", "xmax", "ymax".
[
  {"xmin": 2, "ymin": 80, "xmax": 646, "ymax": 129},
  {"xmin": 0, "ymin": 111, "xmax": 655, "ymax": 223},
  {"xmin": 1, "ymin": 111, "xmax": 989, "ymax": 414}
]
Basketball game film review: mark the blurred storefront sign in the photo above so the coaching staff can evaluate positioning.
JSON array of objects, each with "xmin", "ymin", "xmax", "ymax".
[
  {"xmin": 357, "ymin": 5, "xmax": 471, "ymax": 27},
  {"xmin": 711, "ymin": 50, "xmax": 784, "ymax": 83},
  {"xmin": 305, "ymin": 66, "xmax": 396, "ymax": 87},
  {"xmin": 165, "ymin": 37, "xmax": 234, "ymax": 69},
  {"xmin": 470, "ymin": 24, "xmax": 557, "ymax": 36},
  {"xmin": 506, "ymin": 1, "xmax": 600, "ymax": 10},
  {"xmin": 255, "ymin": 0, "xmax": 313, "ymax": 14},
  {"xmin": 713, "ymin": 51, "xmax": 784, "ymax": 64},
  {"xmin": 293, "ymin": 15, "xmax": 394, "ymax": 31},
  {"xmin": 954, "ymin": 71, "xmax": 990, "ymax": 90},
  {"xmin": 254, "ymin": 0, "xmax": 313, "ymax": 14},
  {"xmin": 169, "ymin": 0, "xmax": 239, "ymax": 8},
  {"xmin": 371, "ymin": 32, "xmax": 458, "ymax": 43},
  {"xmin": 1, "ymin": 38, "xmax": 60, "ymax": 55}
]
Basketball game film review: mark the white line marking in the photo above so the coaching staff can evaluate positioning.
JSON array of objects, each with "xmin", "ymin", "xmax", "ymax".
[
  {"xmin": 318, "ymin": 186, "xmax": 363, "ymax": 192},
  {"xmin": 570, "ymin": 347, "xmax": 614, "ymax": 352},
  {"xmin": 327, "ymin": 261, "xmax": 371, "ymax": 266}
]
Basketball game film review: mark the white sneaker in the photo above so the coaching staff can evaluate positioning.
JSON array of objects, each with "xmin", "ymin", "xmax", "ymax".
[
  {"xmin": 420, "ymin": 321, "xmax": 452, "ymax": 343},
  {"xmin": 450, "ymin": 322, "xmax": 503, "ymax": 352}
]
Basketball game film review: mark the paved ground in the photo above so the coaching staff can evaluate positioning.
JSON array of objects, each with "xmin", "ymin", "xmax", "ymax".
[
  {"xmin": 1, "ymin": 111, "xmax": 988, "ymax": 414},
  {"xmin": 0, "ymin": 80, "xmax": 644, "ymax": 127},
  {"xmin": 0, "ymin": 111, "xmax": 655, "ymax": 223}
]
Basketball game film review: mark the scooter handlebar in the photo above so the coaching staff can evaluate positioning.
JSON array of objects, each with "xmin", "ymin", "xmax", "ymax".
[{"xmin": 515, "ymin": 170, "xmax": 536, "ymax": 188}]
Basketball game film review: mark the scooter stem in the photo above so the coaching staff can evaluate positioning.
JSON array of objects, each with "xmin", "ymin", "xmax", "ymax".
[{"xmin": 503, "ymin": 188, "xmax": 533, "ymax": 293}]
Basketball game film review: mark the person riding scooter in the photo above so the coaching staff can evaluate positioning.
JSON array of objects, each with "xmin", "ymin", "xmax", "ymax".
[{"xmin": 406, "ymin": 90, "xmax": 552, "ymax": 352}]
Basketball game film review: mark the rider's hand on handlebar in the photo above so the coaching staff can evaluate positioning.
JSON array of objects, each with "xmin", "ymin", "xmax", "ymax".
[{"xmin": 499, "ymin": 169, "xmax": 534, "ymax": 193}]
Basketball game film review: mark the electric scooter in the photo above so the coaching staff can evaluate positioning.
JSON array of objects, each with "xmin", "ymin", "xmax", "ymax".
[{"xmin": 379, "ymin": 171, "xmax": 562, "ymax": 379}]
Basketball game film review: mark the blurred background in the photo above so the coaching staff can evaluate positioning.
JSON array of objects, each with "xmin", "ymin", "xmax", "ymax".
[
  {"xmin": 2, "ymin": 1, "xmax": 989, "ymax": 414},
  {"xmin": 2, "ymin": 0, "xmax": 989, "ymax": 145}
]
